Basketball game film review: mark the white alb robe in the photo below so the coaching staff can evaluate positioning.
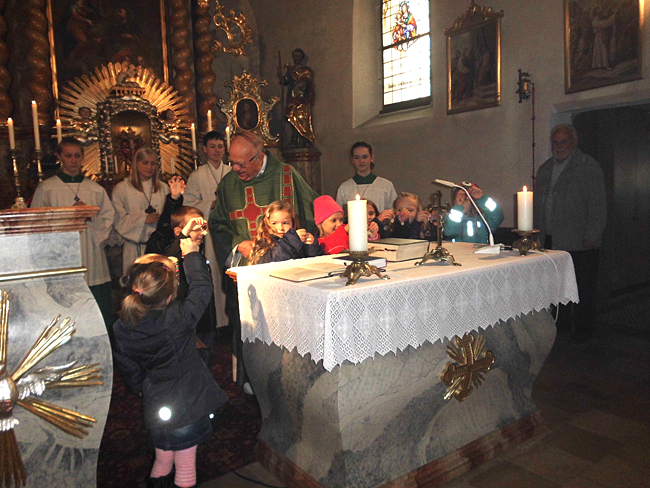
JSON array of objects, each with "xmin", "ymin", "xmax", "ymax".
[
  {"xmin": 183, "ymin": 162, "xmax": 232, "ymax": 327},
  {"xmin": 31, "ymin": 175, "xmax": 115, "ymax": 286},
  {"xmin": 336, "ymin": 176, "xmax": 398, "ymax": 212},
  {"xmin": 112, "ymin": 178, "xmax": 169, "ymax": 274}
]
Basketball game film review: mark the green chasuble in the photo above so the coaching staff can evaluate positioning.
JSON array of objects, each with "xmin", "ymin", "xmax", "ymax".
[{"xmin": 209, "ymin": 152, "xmax": 319, "ymax": 268}]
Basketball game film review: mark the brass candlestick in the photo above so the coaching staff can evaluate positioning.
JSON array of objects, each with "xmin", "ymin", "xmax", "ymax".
[
  {"xmin": 192, "ymin": 150, "xmax": 199, "ymax": 170},
  {"xmin": 9, "ymin": 150, "xmax": 27, "ymax": 209},
  {"xmin": 340, "ymin": 250, "xmax": 389, "ymax": 286},
  {"xmin": 33, "ymin": 149, "xmax": 43, "ymax": 182},
  {"xmin": 415, "ymin": 190, "xmax": 461, "ymax": 266},
  {"xmin": 512, "ymin": 229, "xmax": 542, "ymax": 256}
]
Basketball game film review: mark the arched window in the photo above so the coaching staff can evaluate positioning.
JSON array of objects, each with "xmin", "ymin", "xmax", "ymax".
[{"xmin": 381, "ymin": 0, "xmax": 431, "ymax": 113}]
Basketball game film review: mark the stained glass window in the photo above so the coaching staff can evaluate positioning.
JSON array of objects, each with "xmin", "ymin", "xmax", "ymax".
[{"xmin": 381, "ymin": 0, "xmax": 431, "ymax": 112}]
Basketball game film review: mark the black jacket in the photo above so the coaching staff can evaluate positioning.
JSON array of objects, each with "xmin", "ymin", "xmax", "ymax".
[
  {"xmin": 255, "ymin": 228, "xmax": 324, "ymax": 264},
  {"xmin": 145, "ymin": 193, "xmax": 184, "ymax": 255},
  {"xmin": 112, "ymin": 252, "xmax": 227, "ymax": 431}
]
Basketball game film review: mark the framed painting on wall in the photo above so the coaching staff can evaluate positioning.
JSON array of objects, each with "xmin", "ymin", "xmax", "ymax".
[
  {"xmin": 445, "ymin": 2, "xmax": 503, "ymax": 115},
  {"xmin": 565, "ymin": 0, "xmax": 642, "ymax": 94},
  {"xmin": 46, "ymin": 0, "xmax": 170, "ymax": 104}
]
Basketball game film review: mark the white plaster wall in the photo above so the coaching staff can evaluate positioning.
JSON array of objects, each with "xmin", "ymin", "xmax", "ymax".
[{"xmin": 249, "ymin": 0, "xmax": 650, "ymax": 226}]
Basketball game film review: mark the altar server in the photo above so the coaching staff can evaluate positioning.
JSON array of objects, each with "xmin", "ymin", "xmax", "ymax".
[
  {"xmin": 112, "ymin": 147, "xmax": 173, "ymax": 275},
  {"xmin": 183, "ymin": 131, "xmax": 231, "ymax": 328},
  {"xmin": 443, "ymin": 183, "xmax": 504, "ymax": 244},
  {"xmin": 31, "ymin": 137, "xmax": 115, "ymax": 326},
  {"xmin": 336, "ymin": 141, "xmax": 398, "ymax": 213},
  {"xmin": 113, "ymin": 233, "xmax": 227, "ymax": 488},
  {"xmin": 249, "ymin": 200, "xmax": 323, "ymax": 265}
]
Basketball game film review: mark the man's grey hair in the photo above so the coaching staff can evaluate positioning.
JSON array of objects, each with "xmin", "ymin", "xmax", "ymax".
[
  {"xmin": 550, "ymin": 123, "xmax": 578, "ymax": 143},
  {"xmin": 232, "ymin": 131, "xmax": 264, "ymax": 154}
]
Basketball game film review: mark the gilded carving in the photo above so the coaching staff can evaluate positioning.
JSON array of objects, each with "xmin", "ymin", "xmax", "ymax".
[
  {"xmin": 211, "ymin": 0, "xmax": 253, "ymax": 57},
  {"xmin": 441, "ymin": 333, "xmax": 495, "ymax": 402},
  {"xmin": 194, "ymin": 0, "xmax": 218, "ymax": 132}
]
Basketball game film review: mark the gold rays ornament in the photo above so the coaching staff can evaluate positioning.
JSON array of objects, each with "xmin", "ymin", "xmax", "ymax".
[
  {"xmin": 440, "ymin": 333, "xmax": 495, "ymax": 402},
  {"xmin": 57, "ymin": 61, "xmax": 194, "ymax": 179},
  {"xmin": 0, "ymin": 291, "xmax": 103, "ymax": 488}
]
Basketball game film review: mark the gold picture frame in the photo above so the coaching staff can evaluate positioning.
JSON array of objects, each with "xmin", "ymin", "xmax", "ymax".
[
  {"xmin": 565, "ymin": 0, "xmax": 642, "ymax": 94},
  {"xmin": 46, "ymin": 0, "xmax": 170, "ymax": 110},
  {"xmin": 445, "ymin": 2, "xmax": 503, "ymax": 115}
]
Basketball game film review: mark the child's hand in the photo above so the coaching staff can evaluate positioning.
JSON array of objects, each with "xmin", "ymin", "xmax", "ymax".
[
  {"xmin": 344, "ymin": 223, "xmax": 349, "ymax": 233},
  {"xmin": 297, "ymin": 229, "xmax": 315, "ymax": 245},
  {"xmin": 468, "ymin": 186, "xmax": 483, "ymax": 200},
  {"xmin": 416, "ymin": 210, "xmax": 430, "ymax": 222},
  {"xmin": 428, "ymin": 211, "xmax": 439, "ymax": 226},
  {"xmin": 398, "ymin": 208, "xmax": 411, "ymax": 223},
  {"xmin": 169, "ymin": 176, "xmax": 185, "ymax": 200},
  {"xmin": 179, "ymin": 237, "xmax": 199, "ymax": 256},
  {"xmin": 237, "ymin": 240, "xmax": 254, "ymax": 259},
  {"xmin": 378, "ymin": 209, "xmax": 394, "ymax": 223},
  {"xmin": 181, "ymin": 216, "xmax": 206, "ymax": 237},
  {"xmin": 145, "ymin": 212, "xmax": 161, "ymax": 224},
  {"xmin": 368, "ymin": 221, "xmax": 379, "ymax": 239}
]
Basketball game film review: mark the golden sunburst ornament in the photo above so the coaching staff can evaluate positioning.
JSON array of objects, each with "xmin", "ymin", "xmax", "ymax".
[
  {"xmin": 440, "ymin": 333, "xmax": 495, "ymax": 402},
  {"xmin": 58, "ymin": 61, "xmax": 194, "ymax": 179},
  {"xmin": 0, "ymin": 290, "xmax": 103, "ymax": 488}
]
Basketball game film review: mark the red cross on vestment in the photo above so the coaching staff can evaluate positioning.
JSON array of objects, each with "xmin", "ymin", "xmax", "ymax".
[{"xmin": 228, "ymin": 165, "xmax": 295, "ymax": 238}]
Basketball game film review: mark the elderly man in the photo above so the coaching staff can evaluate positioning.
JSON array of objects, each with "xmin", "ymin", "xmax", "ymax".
[
  {"xmin": 534, "ymin": 124, "xmax": 607, "ymax": 344},
  {"xmin": 209, "ymin": 131, "xmax": 319, "ymax": 389}
]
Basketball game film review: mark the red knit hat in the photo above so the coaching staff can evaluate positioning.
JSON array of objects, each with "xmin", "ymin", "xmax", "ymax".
[{"xmin": 314, "ymin": 195, "xmax": 343, "ymax": 225}]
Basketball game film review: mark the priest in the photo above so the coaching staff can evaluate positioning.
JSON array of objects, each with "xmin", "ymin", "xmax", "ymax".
[{"xmin": 209, "ymin": 131, "xmax": 319, "ymax": 390}]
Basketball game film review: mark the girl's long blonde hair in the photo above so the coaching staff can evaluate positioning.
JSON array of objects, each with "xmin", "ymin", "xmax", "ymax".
[
  {"xmin": 119, "ymin": 254, "xmax": 178, "ymax": 326},
  {"xmin": 130, "ymin": 147, "xmax": 161, "ymax": 193},
  {"xmin": 388, "ymin": 192, "xmax": 431, "ymax": 236},
  {"xmin": 249, "ymin": 200, "xmax": 300, "ymax": 265}
]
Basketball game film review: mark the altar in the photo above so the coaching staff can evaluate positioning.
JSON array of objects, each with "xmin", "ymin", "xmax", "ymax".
[{"xmin": 233, "ymin": 243, "xmax": 578, "ymax": 488}]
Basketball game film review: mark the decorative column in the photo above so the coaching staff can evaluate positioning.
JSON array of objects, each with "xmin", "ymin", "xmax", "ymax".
[
  {"xmin": 0, "ymin": 0, "xmax": 12, "ymax": 119},
  {"xmin": 24, "ymin": 0, "xmax": 52, "ymax": 124},
  {"xmin": 169, "ymin": 0, "xmax": 195, "ymax": 120},
  {"xmin": 194, "ymin": 0, "xmax": 217, "ymax": 133},
  {"xmin": 282, "ymin": 148, "xmax": 322, "ymax": 194}
]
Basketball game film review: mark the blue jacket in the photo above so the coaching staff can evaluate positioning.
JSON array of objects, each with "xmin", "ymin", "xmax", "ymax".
[
  {"xmin": 444, "ymin": 195, "xmax": 504, "ymax": 244},
  {"xmin": 256, "ymin": 228, "xmax": 324, "ymax": 264}
]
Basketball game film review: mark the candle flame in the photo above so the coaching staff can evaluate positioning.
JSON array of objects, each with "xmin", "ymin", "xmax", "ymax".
[
  {"xmin": 523, "ymin": 186, "xmax": 528, "ymax": 192},
  {"xmin": 191, "ymin": 123, "xmax": 195, "ymax": 128},
  {"xmin": 8, "ymin": 117, "xmax": 12, "ymax": 123},
  {"xmin": 31, "ymin": 100, "xmax": 36, "ymax": 105},
  {"xmin": 356, "ymin": 194, "xmax": 360, "ymax": 201}
]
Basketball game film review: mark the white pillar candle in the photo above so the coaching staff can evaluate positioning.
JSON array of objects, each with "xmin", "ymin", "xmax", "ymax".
[
  {"xmin": 112, "ymin": 155, "xmax": 118, "ymax": 174},
  {"xmin": 170, "ymin": 156, "xmax": 176, "ymax": 174},
  {"xmin": 517, "ymin": 186, "xmax": 534, "ymax": 231},
  {"xmin": 191, "ymin": 123, "xmax": 197, "ymax": 151},
  {"xmin": 56, "ymin": 119, "xmax": 62, "ymax": 144},
  {"xmin": 7, "ymin": 118, "xmax": 15, "ymax": 149},
  {"xmin": 347, "ymin": 195, "xmax": 368, "ymax": 252},
  {"xmin": 225, "ymin": 124, "xmax": 230, "ymax": 151},
  {"xmin": 31, "ymin": 101, "xmax": 40, "ymax": 150},
  {"xmin": 207, "ymin": 110, "xmax": 212, "ymax": 132}
]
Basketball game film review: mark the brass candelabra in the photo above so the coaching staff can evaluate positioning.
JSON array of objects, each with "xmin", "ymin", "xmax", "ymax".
[
  {"xmin": 415, "ymin": 191, "xmax": 461, "ymax": 266},
  {"xmin": 340, "ymin": 250, "xmax": 389, "ymax": 286}
]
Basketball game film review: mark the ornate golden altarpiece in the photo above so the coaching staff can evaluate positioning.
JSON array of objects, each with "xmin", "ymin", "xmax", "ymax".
[{"xmin": 59, "ymin": 62, "xmax": 194, "ymax": 181}]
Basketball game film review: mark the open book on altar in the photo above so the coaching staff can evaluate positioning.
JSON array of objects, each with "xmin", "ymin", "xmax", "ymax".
[{"xmin": 270, "ymin": 263, "xmax": 346, "ymax": 282}]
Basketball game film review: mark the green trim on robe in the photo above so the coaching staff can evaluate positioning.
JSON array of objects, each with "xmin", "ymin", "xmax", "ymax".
[
  {"xmin": 352, "ymin": 173, "xmax": 377, "ymax": 185},
  {"xmin": 209, "ymin": 152, "xmax": 319, "ymax": 267},
  {"xmin": 57, "ymin": 172, "xmax": 85, "ymax": 183}
]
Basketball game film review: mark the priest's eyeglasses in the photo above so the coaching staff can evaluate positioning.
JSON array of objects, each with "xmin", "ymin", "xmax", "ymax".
[{"xmin": 229, "ymin": 152, "xmax": 260, "ymax": 168}]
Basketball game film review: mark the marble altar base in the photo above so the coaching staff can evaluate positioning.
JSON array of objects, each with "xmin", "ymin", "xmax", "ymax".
[{"xmin": 244, "ymin": 310, "xmax": 556, "ymax": 488}]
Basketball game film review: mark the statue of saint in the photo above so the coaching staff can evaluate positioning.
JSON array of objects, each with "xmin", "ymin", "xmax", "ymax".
[{"xmin": 277, "ymin": 48, "xmax": 315, "ymax": 148}]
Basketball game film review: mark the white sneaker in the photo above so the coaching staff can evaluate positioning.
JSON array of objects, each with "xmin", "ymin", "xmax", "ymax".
[{"xmin": 242, "ymin": 382, "xmax": 254, "ymax": 395}]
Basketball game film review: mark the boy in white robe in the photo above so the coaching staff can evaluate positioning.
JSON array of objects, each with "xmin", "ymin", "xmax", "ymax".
[
  {"xmin": 183, "ymin": 131, "xmax": 232, "ymax": 328},
  {"xmin": 31, "ymin": 137, "xmax": 115, "ymax": 327}
]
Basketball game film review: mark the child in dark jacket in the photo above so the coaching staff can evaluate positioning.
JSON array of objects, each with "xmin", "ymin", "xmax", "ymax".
[
  {"xmin": 248, "ymin": 200, "xmax": 323, "ymax": 265},
  {"xmin": 386, "ymin": 192, "xmax": 436, "ymax": 240},
  {"xmin": 113, "ymin": 222, "xmax": 228, "ymax": 488}
]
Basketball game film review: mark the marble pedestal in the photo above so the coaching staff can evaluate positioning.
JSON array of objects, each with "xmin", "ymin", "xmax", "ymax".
[
  {"xmin": 0, "ymin": 207, "xmax": 113, "ymax": 488},
  {"xmin": 244, "ymin": 310, "xmax": 556, "ymax": 488}
]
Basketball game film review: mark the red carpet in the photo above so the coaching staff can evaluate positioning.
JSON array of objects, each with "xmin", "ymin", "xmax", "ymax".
[{"xmin": 97, "ymin": 331, "xmax": 262, "ymax": 487}]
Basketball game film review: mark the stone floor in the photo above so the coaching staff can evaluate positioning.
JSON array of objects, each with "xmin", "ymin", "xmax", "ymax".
[{"xmin": 199, "ymin": 310, "xmax": 650, "ymax": 488}]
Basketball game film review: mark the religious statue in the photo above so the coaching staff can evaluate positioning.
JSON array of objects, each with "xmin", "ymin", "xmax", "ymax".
[
  {"xmin": 158, "ymin": 108, "xmax": 181, "ymax": 145},
  {"xmin": 70, "ymin": 106, "xmax": 99, "ymax": 145},
  {"xmin": 277, "ymin": 48, "xmax": 315, "ymax": 148}
]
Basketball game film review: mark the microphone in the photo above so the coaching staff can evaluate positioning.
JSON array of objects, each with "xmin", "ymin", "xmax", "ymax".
[{"xmin": 433, "ymin": 178, "xmax": 500, "ymax": 253}]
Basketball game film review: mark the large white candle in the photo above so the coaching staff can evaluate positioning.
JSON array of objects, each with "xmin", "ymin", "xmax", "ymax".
[
  {"xmin": 347, "ymin": 195, "xmax": 368, "ymax": 252},
  {"xmin": 225, "ymin": 125, "xmax": 230, "ymax": 151},
  {"xmin": 517, "ymin": 186, "xmax": 533, "ymax": 231},
  {"xmin": 170, "ymin": 156, "xmax": 176, "ymax": 174},
  {"xmin": 31, "ymin": 101, "xmax": 40, "ymax": 150},
  {"xmin": 190, "ymin": 123, "xmax": 197, "ymax": 151},
  {"xmin": 7, "ymin": 118, "xmax": 15, "ymax": 149},
  {"xmin": 207, "ymin": 110, "xmax": 212, "ymax": 132},
  {"xmin": 56, "ymin": 119, "xmax": 62, "ymax": 144}
]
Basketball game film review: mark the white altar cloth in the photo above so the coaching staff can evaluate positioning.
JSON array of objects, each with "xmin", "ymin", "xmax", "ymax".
[{"xmin": 234, "ymin": 242, "xmax": 578, "ymax": 372}]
